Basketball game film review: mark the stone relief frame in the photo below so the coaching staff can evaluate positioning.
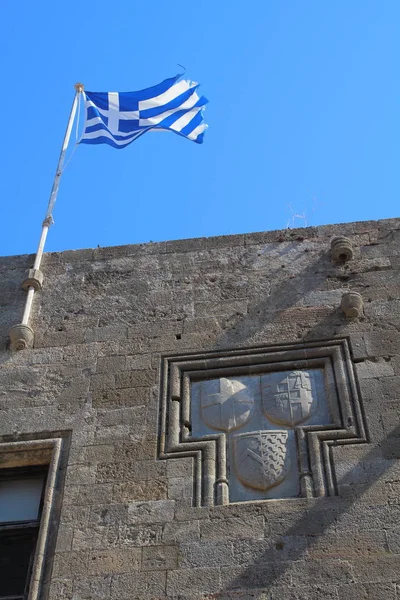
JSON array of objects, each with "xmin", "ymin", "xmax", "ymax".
[
  {"xmin": 0, "ymin": 431, "xmax": 71, "ymax": 600},
  {"xmin": 159, "ymin": 339, "xmax": 367, "ymax": 507}
]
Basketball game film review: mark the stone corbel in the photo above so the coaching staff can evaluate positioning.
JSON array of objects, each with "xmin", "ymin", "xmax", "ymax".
[
  {"xmin": 341, "ymin": 291, "xmax": 364, "ymax": 318},
  {"xmin": 331, "ymin": 236, "xmax": 354, "ymax": 262}
]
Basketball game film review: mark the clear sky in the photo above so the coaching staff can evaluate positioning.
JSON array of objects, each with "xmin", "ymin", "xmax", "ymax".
[{"xmin": 1, "ymin": 1, "xmax": 399, "ymax": 256}]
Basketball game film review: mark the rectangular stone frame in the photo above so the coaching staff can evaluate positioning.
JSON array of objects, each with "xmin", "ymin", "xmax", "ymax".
[
  {"xmin": 159, "ymin": 338, "xmax": 367, "ymax": 506},
  {"xmin": 0, "ymin": 431, "xmax": 71, "ymax": 600}
]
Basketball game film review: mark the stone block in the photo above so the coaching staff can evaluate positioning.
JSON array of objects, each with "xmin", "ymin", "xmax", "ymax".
[
  {"xmin": 93, "ymin": 387, "xmax": 149, "ymax": 408},
  {"xmin": 162, "ymin": 519, "xmax": 200, "ymax": 544},
  {"xmin": 387, "ymin": 527, "xmax": 400, "ymax": 552},
  {"xmin": 307, "ymin": 530, "xmax": 388, "ymax": 559},
  {"xmin": 335, "ymin": 504, "xmax": 392, "ymax": 533},
  {"xmin": 111, "ymin": 571, "xmax": 167, "ymax": 599},
  {"xmin": 355, "ymin": 359, "xmax": 395, "ymax": 379},
  {"xmin": 349, "ymin": 556, "xmax": 400, "ymax": 583},
  {"xmin": 115, "ymin": 369, "xmax": 157, "ymax": 388},
  {"xmin": 244, "ymin": 226, "xmax": 318, "ymax": 246},
  {"xmin": 290, "ymin": 559, "xmax": 354, "ymax": 585},
  {"xmin": 84, "ymin": 325, "xmax": 128, "ymax": 343},
  {"xmin": 60, "ymin": 505, "xmax": 91, "ymax": 527},
  {"xmin": 206, "ymin": 233, "xmax": 246, "ymax": 249},
  {"xmin": 35, "ymin": 330, "xmax": 69, "ymax": 348},
  {"xmin": 232, "ymin": 536, "xmax": 308, "ymax": 566},
  {"xmin": 183, "ymin": 317, "xmax": 222, "ymax": 335},
  {"xmin": 219, "ymin": 563, "xmax": 291, "ymax": 590},
  {"xmin": 58, "ymin": 377, "xmax": 92, "ymax": 402},
  {"xmin": 96, "ymin": 459, "xmax": 166, "ymax": 483},
  {"xmin": 142, "ymin": 545, "xmax": 178, "ymax": 570},
  {"xmin": 268, "ymin": 505, "xmax": 339, "ymax": 537},
  {"xmin": 358, "ymin": 378, "xmax": 384, "ymax": 404},
  {"xmin": 66, "ymin": 465, "xmax": 97, "ymax": 485},
  {"xmin": 97, "ymin": 406, "xmax": 146, "ymax": 427},
  {"xmin": 366, "ymin": 300, "xmax": 400, "ymax": 318},
  {"xmin": 49, "ymin": 579, "xmax": 73, "ymax": 600},
  {"xmin": 179, "ymin": 541, "xmax": 233, "ymax": 568},
  {"xmin": 166, "ymin": 567, "xmax": 221, "ymax": 598},
  {"xmin": 112, "ymin": 440, "xmax": 157, "ymax": 462},
  {"xmin": 127, "ymin": 499, "xmax": 175, "ymax": 524},
  {"xmin": 96, "ymin": 355, "xmax": 126, "ymax": 373},
  {"xmin": 200, "ymin": 516, "xmax": 265, "ymax": 540},
  {"xmin": 379, "ymin": 376, "xmax": 400, "ymax": 400},
  {"xmin": 55, "ymin": 525, "xmax": 74, "ymax": 552},
  {"xmin": 52, "ymin": 551, "xmax": 89, "ymax": 578},
  {"xmin": 83, "ymin": 444, "xmax": 114, "ymax": 464},
  {"xmin": 166, "ymin": 457, "xmax": 194, "ymax": 478},
  {"xmin": 113, "ymin": 479, "xmax": 167, "ymax": 502},
  {"xmin": 125, "ymin": 354, "xmax": 152, "ymax": 370},
  {"xmin": 90, "ymin": 504, "xmax": 129, "ymax": 526},
  {"xmin": 298, "ymin": 289, "xmax": 346, "ymax": 307},
  {"xmin": 114, "ymin": 523, "xmax": 164, "ymax": 547},
  {"xmin": 90, "ymin": 373, "xmax": 116, "ymax": 391},
  {"xmin": 72, "ymin": 525, "xmax": 109, "ymax": 551},
  {"xmin": 126, "ymin": 320, "xmax": 183, "ymax": 338},
  {"xmin": 269, "ymin": 586, "xmax": 339, "ymax": 600},
  {"xmin": 364, "ymin": 332, "xmax": 400, "ymax": 357},
  {"xmin": 336, "ymin": 583, "xmax": 397, "ymax": 600},
  {"xmin": 165, "ymin": 237, "xmax": 207, "ymax": 253},
  {"xmin": 133, "ymin": 459, "xmax": 167, "ymax": 479},
  {"xmin": 167, "ymin": 476, "xmax": 193, "ymax": 500},
  {"xmin": 87, "ymin": 548, "xmax": 141, "ymax": 575},
  {"xmin": 65, "ymin": 484, "xmax": 113, "ymax": 507},
  {"xmin": 388, "ymin": 482, "xmax": 400, "ymax": 505},
  {"xmin": 95, "ymin": 339, "xmax": 143, "ymax": 358},
  {"xmin": 72, "ymin": 575, "xmax": 112, "ymax": 600},
  {"xmin": 94, "ymin": 425, "xmax": 132, "ymax": 443},
  {"xmin": 194, "ymin": 300, "xmax": 248, "ymax": 317}
]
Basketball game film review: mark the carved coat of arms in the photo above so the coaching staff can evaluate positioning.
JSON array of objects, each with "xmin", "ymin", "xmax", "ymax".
[
  {"xmin": 233, "ymin": 430, "xmax": 290, "ymax": 491},
  {"xmin": 261, "ymin": 370, "xmax": 316, "ymax": 426},
  {"xmin": 200, "ymin": 377, "xmax": 254, "ymax": 432}
]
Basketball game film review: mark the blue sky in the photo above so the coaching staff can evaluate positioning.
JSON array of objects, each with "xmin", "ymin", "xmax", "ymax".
[{"xmin": 1, "ymin": 1, "xmax": 399, "ymax": 256}]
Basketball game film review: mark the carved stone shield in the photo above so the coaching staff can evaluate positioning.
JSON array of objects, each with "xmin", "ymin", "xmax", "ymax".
[
  {"xmin": 233, "ymin": 430, "xmax": 289, "ymax": 491},
  {"xmin": 261, "ymin": 370, "xmax": 316, "ymax": 427},
  {"xmin": 200, "ymin": 377, "xmax": 254, "ymax": 432}
]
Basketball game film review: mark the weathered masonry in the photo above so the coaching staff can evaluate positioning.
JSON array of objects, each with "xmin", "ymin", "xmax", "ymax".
[{"xmin": 0, "ymin": 218, "xmax": 400, "ymax": 600}]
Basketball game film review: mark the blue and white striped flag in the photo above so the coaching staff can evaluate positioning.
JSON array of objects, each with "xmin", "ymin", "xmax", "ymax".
[{"xmin": 80, "ymin": 74, "xmax": 208, "ymax": 149}]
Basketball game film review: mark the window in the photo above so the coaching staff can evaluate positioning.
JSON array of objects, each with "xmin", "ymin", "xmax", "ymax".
[
  {"xmin": 0, "ymin": 435, "xmax": 70, "ymax": 600},
  {"xmin": 0, "ymin": 467, "xmax": 47, "ymax": 600}
]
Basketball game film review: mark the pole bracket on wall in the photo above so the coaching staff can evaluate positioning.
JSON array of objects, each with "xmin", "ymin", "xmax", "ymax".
[
  {"xmin": 8, "ymin": 83, "xmax": 83, "ymax": 351},
  {"xmin": 22, "ymin": 269, "xmax": 44, "ymax": 292},
  {"xmin": 9, "ymin": 324, "xmax": 35, "ymax": 351}
]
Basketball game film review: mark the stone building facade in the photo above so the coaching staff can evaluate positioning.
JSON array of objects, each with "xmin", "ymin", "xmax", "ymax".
[{"xmin": 0, "ymin": 217, "xmax": 400, "ymax": 600}]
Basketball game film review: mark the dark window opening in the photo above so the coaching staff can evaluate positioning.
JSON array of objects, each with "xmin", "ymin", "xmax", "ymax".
[{"xmin": 0, "ymin": 466, "xmax": 47, "ymax": 600}]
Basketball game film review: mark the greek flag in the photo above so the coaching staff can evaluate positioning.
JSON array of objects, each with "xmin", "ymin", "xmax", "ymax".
[{"xmin": 80, "ymin": 74, "xmax": 208, "ymax": 149}]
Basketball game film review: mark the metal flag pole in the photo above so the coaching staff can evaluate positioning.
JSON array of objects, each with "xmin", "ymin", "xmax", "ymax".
[{"xmin": 9, "ymin": 83, "xmax": 84, "ymax": 351}]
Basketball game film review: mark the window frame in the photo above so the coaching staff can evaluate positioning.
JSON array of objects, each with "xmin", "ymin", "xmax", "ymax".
[{"xmin": 0, "ymin": 435, "xmax": 70, "ymax": 600}]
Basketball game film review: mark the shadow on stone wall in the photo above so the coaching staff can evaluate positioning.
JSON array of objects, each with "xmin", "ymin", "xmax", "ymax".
[
  {"xmin": 211, "ymin": 425, "xmax": 400, "ymax": 598},
  {"xmin": 203, "ymin": 245, "xmax": 399, "ymax": 597},
  {"xmin": 215, "ymin": 253, "xmax": 341, "ymax": 349}
]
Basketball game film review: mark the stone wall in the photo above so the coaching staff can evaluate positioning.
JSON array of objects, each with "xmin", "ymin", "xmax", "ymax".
[{"xmin": 1, "ymin": 218, "xmax": 400, "ymax": 600}]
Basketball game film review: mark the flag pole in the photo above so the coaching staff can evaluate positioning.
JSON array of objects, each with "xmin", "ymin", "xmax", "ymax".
[{"xmin": 9, "ymin": 83, "xmax": 84, "ymax": 351}]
